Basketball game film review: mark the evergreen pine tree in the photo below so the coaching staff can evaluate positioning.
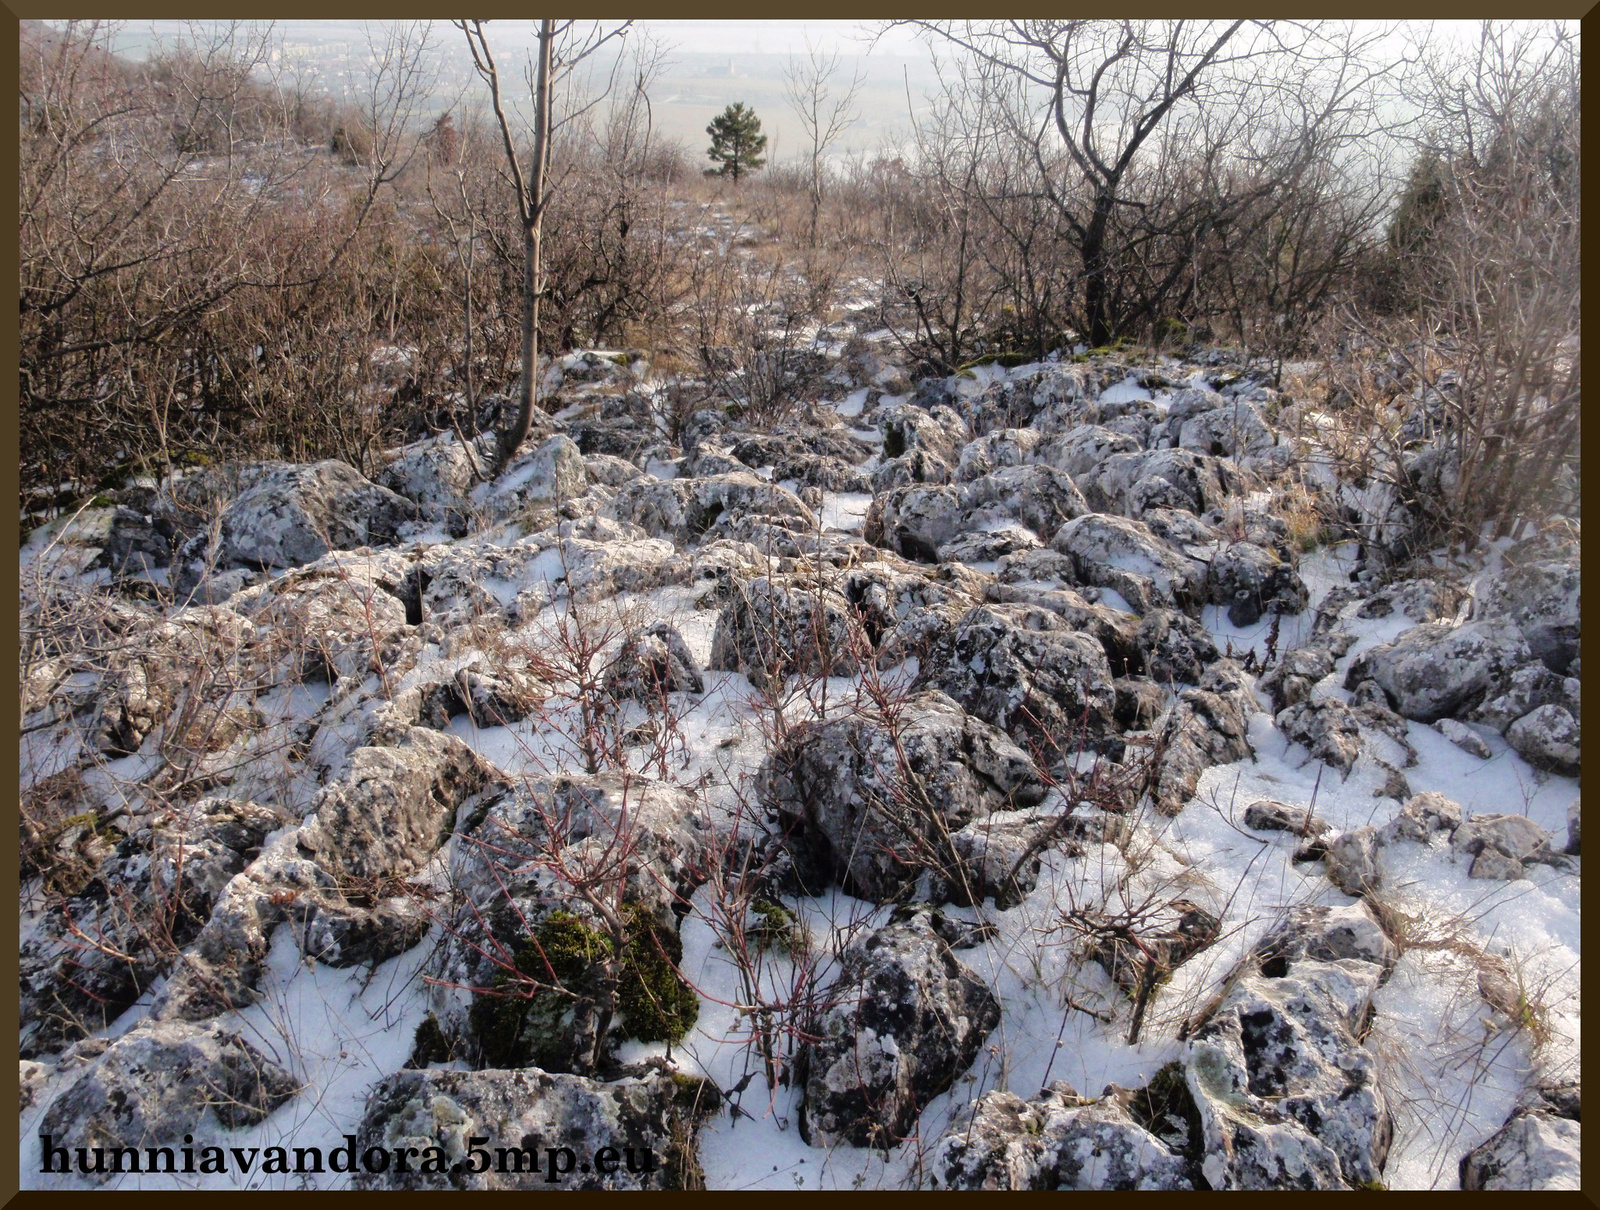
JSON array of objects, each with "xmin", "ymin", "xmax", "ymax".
[{"xmin": 706, "ymin": 102, "xmax": 767, "ymax": 182}]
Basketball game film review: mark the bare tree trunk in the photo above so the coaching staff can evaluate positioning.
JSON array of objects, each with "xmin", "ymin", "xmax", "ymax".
[{"xmin": 500, "ymin": 22, "xmax": 554, "ymax": 470}]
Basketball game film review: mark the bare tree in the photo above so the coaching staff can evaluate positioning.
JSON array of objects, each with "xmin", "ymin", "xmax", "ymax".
[
  {"xmin": 783, "ymin": 40, "xmax": 865, "ymax": 247},
  {"xmin": 897, "ymin": 20, "xmax": 1403, "ymax": 348},
  {"xmin": 456, "ymin": 19, "xmax": 632, "ymax": 474}
]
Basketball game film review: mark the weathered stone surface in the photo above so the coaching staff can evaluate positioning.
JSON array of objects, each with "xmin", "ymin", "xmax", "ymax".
[
  {"xmin": 1433, "ymin": 717, "xmax": 1492, "ymax": 759},
  {"xmin": 180, "ymin": 461, "xmax": 419, "ymax": 586},
  {"xmin": 37, "ymin": 1020, "xmax": 298, "ymax": 1177},
  {"xmin": 1471, "ymin": 662, "xmax": 1573, "ymax": 734},
  {"xmin": 1449, "ymin": 812, "xmax": 1562, "ymax": 881},
  {"xmin": 959, "ymin": 464, "xmax": 1090, "ymax": 542},
  {"xmin": 1376, "ymin": 791, "xmax": 1463, "ymax": 847},
  {"xmin": 1052, "ymin": 513, "xmax": 1208, "ymax": 615},
  {"xmin": 606, "ymin": 622, "xmax": 705, "ymax": 702},
  {"xmin": 352, "ymin": 1066, "xmax": 705, "ymax": 1190},
  {"xmin": 154, "ymin": 730, "xmax": 497, "ymax": 1020},
  {"xmin": 1244, "ymin": 799, "xmax": 1329, "ymax": 837},
  {"xmin": 20, "ymin": 799, "xmax": 284, "ymax": 1059},
  {"xmin": 928, "ymin": 810, "xmax": 1070, "ymax": 909},
  {"xmin": 1041, "ymin": 423, "xmax": 1143, "ymax": 480},
  {"xmin": 417, "ymin": 656, "xmax": 543, "ymax": 729},
  {"xmin": 933, "ymin": 1081, "xmax": 1194, "ymax": 1190},
  {"xmin": 1473, "ymin": 559, "xmax": 1580, "ymax": 675},
  {"xmin": 1326, "ymin": 826, "xmax": 1382, "ymax": 896},
  {"xmin": 1459, "ymin": 1110, "xmax": 1581, "ymax": 1191},
  {"xmin": 921, "ymin": 604, "xmax": 1117, "ymax": 747},
  {"xmin": 1506, "ymin": 704, "xmax": 1580, "ymax": 775},
  {"xmin": 605, "ymin": 473, "xmax": 815, "ymax": 547},
  {"xmin": 760, "ymin": 691, "xmax": 1047, "ymax": 902},
  {"xmin": 873, "ymin": 483, "xmax": 965, "ymax": 562},
  {"xmin": 1345, "ymin": 619, "xmax": 1531, "ymax": 724},
  {"xmin": 955, "ymin": 428, "xmax": 1044, "ymax": 481},
  {"xmin": 1206, "ymin": 541, "xmax": 1308, "ymax": 627},
  {"xmin": 1187, "ymin": 912, "xmax": 1392, "ymax": 1189},
  {"xmin": 1135, "ymin": 608, "xmax": 1220, "ymax": 685},
  {"xmin": 436, "ymin": 774, "xmax": 709, "ymax": 1073},
  {"xmin": 709, "ymin": 576, "xmax": 867, "ymax": 689},
  {"xmin": 800, "ymin": 907, "xmax": 1001, "ymax": 1148},
  {"xmin": 1277, "ymin": 697, "xmax": 1364, "ymax": 777},
  {"xmin": 1148, "ymin": 662, "xmax": 1254, "ymax": 815}
]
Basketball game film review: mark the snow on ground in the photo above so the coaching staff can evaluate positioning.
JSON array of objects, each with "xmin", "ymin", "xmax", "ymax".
[{"xmin": 18, "ymin": 369, "xmax": 1579, "ymax": 1190}]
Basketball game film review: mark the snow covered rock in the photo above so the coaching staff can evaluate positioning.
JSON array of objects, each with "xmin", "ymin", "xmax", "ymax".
[
  {"xmin": 1134, "ymin": 608, "xmax": 1221, "ymax": 684},
  {"xmin": 1147, "ymin": 662, "xmax": 1255, "ymax": 815},
  {"xmin": 379, "ymin": 432, "xmax": 489, "ymax": 516},
  {"xmin": 933, "ymin": 1080, "xmax": 1195, "ymax": 1190},
  {"xmin": 1325, "ymin": 826, "xmax": 1382, "ymax": 895},
  {"xmin": 1449, "ymin": 812, "xmax": 1562, "ymax": 881},
  {"xmin": 1277, "ymin": 697, "xmax": 1365, "ymax": 776},
  {"xmin": 83, "ymin": 604, "xmax": 255, "ymax": 757},
  {"xmin": 1459, "ymin": 1109, "xmax": 1581, "ymax": 1191},
  {"xmin": 1473, "ymin": 559, "xmax": 1580, "ymax": 674},
  {"xmin": 1186, "ymin": 911, "xmax": 1392, "ymax": 1189},
  {"xmin": 1041, "ymin": 423, "xmax": 1144, "ymax": 480},
  {"xmin": 1051, "ymin": 513, "xmax": 1208, "ymax": 616},
  {"xmin": 799, "ymin": 906, "xmax": 1001, "ymax": 1148},
  {"xmin": 760, "ymin": 691, "xmax": 1047, "ymax": 901},
  {"xmin": 1243, "ymin": 799, "xmax": 1329, "ymax": 837},
  {"xmin": 1205, "ymin": 541, "xmax": 1308, "ymax": 626},
  {"xmin": 416, "ymin": 656, "xmax": 543, "ymax": 729},
  {"xmin": 921, "ymin": 604, "xmax": 1118, "ymax": 748},
  {"xmin": 708, "ymin": 576, "xmax": 866, "ymax": 689},
  {"xmin": 606, "ymin": 623, "xmax": 705, "ymax": 702},
  {"xmin": 877, "ymin": 400, "xmax": 967, "ymax": 465},
  {"xmin": 1376, "ymin": 791, "xmax": 1463, "ymax": 847},
  {"xmin": 481, "ymin": 433, "xmax": 588, "ymax": 515},
  {"xmin": 959, "ymin": 464, "xmax": 1091, "ymax": 542},
  {"xmin": 20, "ymin": 798, "xmax": 284, "ymax": 1059},
  {"xmin": 37, "ymin": 1020, "xmax": 298, "ymax": 1176},
  {"xmin": 352, "ymin": 1066, "xmax": 705, "ymax": 1190},
  {"xmin": 1344, "ymin": 619, "xmax": 1531, "ymax": 723},
  {"xmin": 1506, "ymin": 704, "xmax": 1580, "ymax": 775},
  {"xmin": 154, "ymin": 730, "xmax": 497, "ymax": 1020},
  {"xmin": 179, "ymin": 461, "xmax": 419, "ymax": 586},
  {"xmin": 871, "ymin": 483, "xmax": 965, "ymax": 562},
  {"xmin": 1432, "ymin": 717, "xmax": 1492, "ymax": 759},
  {"xmin": 1080, "ymin": 448, "xmax": 1247, "ymax": 519},
  {"xmin": 1471, "ymin": 662, "xmax": 1577, "ymax": 734},
  {"xmin": 605, "ymin": 473, "xmax": 815, "ymax": 548}
]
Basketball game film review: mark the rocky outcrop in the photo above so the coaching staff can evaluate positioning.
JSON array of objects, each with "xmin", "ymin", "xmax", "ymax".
[
  {"xmin": 1147, "ymin": 662, "xmax": 1254, "ymax": 815},
  {"xmin": 20, "ymin": 798, "xmax": 285, "ymax": 1059},
  {"xmin": 37, "ymin": 1021, "xmax": 299, "ymax": 1179},
  {"xmin": 1345, "ymin": 619, "xmax": 1531, "ymax": 723},
  {"xmin": 921, "ymin": 604, "xmax": 1117, "ymax": 748},
  {"xmin": 352, "ymin": 1065, "xmax": 706, "ymax": 1190},
  {"xmin": 709, "ymin": 576, "xmax": 866, "ymax": 689},
  {"xmin": 759, "ymin": 691, "xmax": 1047, "ymax": 901},
  {"xmin": 1460, "ymin": 1103, "xmax": 1581, "ymax": 1191},
  {"xmin": 176, "ymin": 461, "xmax": 419, "ymax": 590},
  {"xmin": 800, "ymin": 907, "xmax": 1001, "ymax": 1148}
]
